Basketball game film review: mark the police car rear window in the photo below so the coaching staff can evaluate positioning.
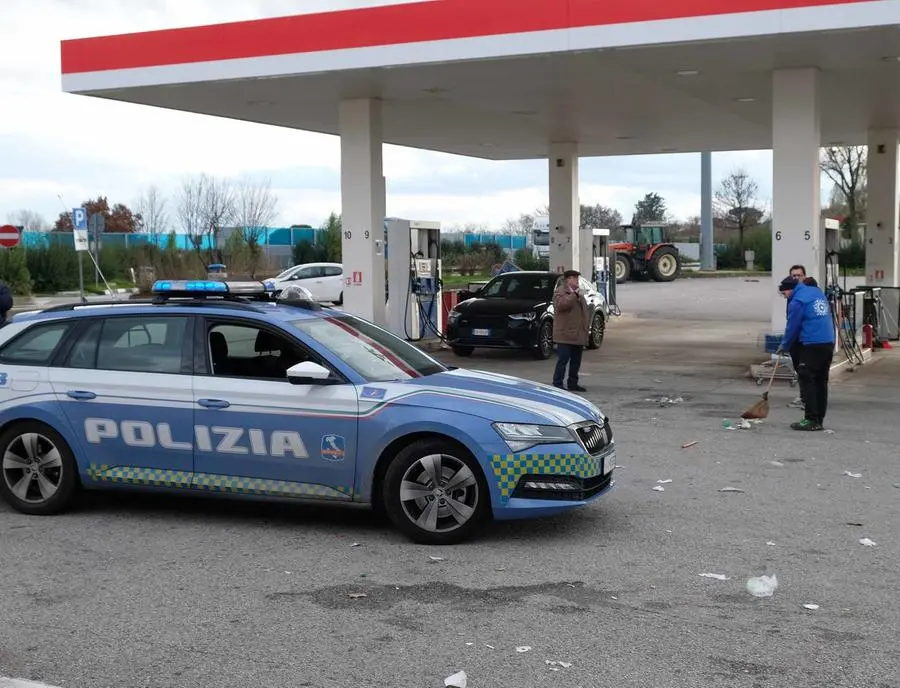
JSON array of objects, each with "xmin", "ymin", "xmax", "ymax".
[{"xmin": 0, "ymin": 321, "xmax": 73, "ymax": 366}]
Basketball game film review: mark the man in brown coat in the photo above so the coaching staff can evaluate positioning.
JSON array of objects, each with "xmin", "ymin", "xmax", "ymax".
[{"xmin": 552, "ymin": 269, "xmax": 590, "ymax": 391}]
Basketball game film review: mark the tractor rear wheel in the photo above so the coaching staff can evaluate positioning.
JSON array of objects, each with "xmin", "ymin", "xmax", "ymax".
[
  {"xmin": 648, "ymin": 247, "xmax": 681, "ymax": 282},
  {"xmin": 614, "ymin": 254, "xmax": 631, "ymax": 284}
]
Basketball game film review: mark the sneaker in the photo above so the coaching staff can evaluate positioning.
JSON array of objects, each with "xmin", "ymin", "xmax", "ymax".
[
  {"xmin": 787, "ymin": 397, "xmax": 804, "ymax": 409},
  {"xmin": 568, "ymin": 384, "xmax": 587, "ymax": 392},
  {"xmin": 790, "ymin": 419, "xmax": 823, "ymax": 431}
]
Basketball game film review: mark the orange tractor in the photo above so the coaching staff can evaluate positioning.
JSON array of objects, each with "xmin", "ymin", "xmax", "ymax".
[{"xmin": 611, "ymin": 223, "xmax": 682, "ymax": 284}]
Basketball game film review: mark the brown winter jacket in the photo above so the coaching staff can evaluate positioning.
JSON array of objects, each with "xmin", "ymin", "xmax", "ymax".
[{"xmin": 552, "ymin": 286, "xmax": 590, "ymax": 346}]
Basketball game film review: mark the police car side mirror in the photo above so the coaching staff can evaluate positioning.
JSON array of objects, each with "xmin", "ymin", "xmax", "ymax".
[{"xmin": 286, "ymin": 361, "xmax": 336, "ymax": 385}]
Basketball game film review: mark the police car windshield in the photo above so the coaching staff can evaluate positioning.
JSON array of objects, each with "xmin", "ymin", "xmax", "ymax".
[{"xmin": 291, "ymin": 315, "xmax": 447, "ymax": 382}]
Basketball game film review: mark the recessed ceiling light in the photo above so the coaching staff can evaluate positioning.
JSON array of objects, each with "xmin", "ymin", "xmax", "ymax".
[
  {"xmin": 881, "ymin": 56, "xmax": 900, "ymax": 62},
  {"xmin": 676, "ymin": 70, "xmax": 700, "ymax": 76},
  {"xmin": 735, "ymin": 97, "xmax": 757, "ymax": 102}
]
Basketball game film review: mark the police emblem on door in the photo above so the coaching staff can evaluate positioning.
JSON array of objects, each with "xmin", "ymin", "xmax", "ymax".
[{"xmin": 321, "ymin": 434, "xmax": 346, "ymax": 462}]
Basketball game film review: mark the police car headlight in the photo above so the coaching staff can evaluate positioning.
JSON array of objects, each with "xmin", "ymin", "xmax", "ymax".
[
  {"xmin": 508, "ymin": 312, "xmax": 536, "ymax": 321},
  {"xmin": 492, "ymin": 422, "xmax": 576, "ymax": 452}
]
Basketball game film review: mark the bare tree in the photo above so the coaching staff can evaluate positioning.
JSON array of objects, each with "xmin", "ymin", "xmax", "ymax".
[
  {"xmin": 714, "ymin": 168, "xmax": 763, "ymax": 257},
  {"xmin": 233, "ymin": 176, "xmax": 278, "ymax": 276},
  {"xmin": 820, "ymin": 146, "xmax": 867, "ymax": 234},
  {"xmin": 176, "ymin": 174, "xmax": 235, "ymax": 264},
  {"xmin": 6, "ymin": 209, "xmax": 46, "ymax": 231},
  {"xmin": 134, "ymin": 186, "xmax": 169, "ymax": 238}
]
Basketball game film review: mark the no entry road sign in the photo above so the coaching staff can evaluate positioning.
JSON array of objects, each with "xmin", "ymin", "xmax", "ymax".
[{"xmin": 0, "ymin": 225, "xmax": 21, "ymax": 248}]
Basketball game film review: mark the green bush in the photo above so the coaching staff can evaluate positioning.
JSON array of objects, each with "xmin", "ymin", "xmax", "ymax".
[
  {"xmin": 838, "ymin": 240, "xmax": 865, "ymax": 269},
  {"xmin": 292, "ymin": 240, "xmax": 329, "ymax": 265},
  {"xmin": 26, "ymin": 244, "xmax": 80, "ymax": 293},
  {"xmin": 513, "ymin": 248, "xmax": 548, "ymax": 271},
  {"xmin": 715, "ymin": 227, "xmax": 772, "ymax": 270},
  {"xmin": 0, "ymin": 248, "xmax": 33, "ymax": 295}
]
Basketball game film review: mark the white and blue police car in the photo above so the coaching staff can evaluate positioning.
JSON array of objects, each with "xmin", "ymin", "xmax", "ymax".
[{"xmin": 0, "ymin": 280, "xmax": 615, "ymax": 544}]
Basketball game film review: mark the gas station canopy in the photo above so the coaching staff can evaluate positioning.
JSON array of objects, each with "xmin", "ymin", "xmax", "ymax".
[{"xmin": 61, "ymin": 0, "xmax": 900, "ymax": 160}]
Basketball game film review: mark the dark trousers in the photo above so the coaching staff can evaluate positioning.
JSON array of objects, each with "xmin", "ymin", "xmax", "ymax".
[
  {"xmin": 797, "ymin": 343, "xmax": 833, "ymax": 424},
  {"xmin": 553, "ymin": 344, "xmax": 583, "ymax": 387},
  {"xmin": 789, "ymin": 342, "xmax": 804, "ymax": 398}
]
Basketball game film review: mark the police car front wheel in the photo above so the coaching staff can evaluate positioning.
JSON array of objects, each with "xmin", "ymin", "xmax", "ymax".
[
  {"xmin": 383, "ymin": 439, "xmax": 490, "ymax": 545},
  {"xmin": 0, "ymin": 421, "xmax": 79, "ymax": 516}
]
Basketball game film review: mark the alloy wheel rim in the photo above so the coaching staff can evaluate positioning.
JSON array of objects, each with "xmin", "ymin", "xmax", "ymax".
[
  {"xmin": 2, "ymin": 433, "xmax": 63, "ymax": 504},
  {"xmin": 592, "ymin": 316, "xmax": 604, "ymax": 345},
  {"xmin": 399, "ymin": 453, "xmax": 479, "ymax": 533}
]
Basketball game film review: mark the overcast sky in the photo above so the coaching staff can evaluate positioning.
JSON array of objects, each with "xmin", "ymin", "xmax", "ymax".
[{"xmin": 2, "ymin": 0, "xmax": 787, "ymax": 231}]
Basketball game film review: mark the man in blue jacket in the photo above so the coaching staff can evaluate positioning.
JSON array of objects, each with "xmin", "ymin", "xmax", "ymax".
[{"xmin": 776, "ymin": 275, "xmax": 835, "ymax": 431}]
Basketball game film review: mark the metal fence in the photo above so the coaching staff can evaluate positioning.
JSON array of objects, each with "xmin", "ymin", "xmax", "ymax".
[{"xmin": 18, "ymin": 228, "xmax": 532, "ymax": 251}]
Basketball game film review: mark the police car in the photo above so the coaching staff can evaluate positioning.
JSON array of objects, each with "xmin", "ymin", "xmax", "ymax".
[{"xmin": 0, "ymin": 280, "xmax": 615, "ymax": 544}]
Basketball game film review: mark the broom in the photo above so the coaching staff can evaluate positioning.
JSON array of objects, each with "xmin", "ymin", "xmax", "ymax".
[{"xmin": 741, "ymin": 360, "xmax": 780, "ymax": 419}]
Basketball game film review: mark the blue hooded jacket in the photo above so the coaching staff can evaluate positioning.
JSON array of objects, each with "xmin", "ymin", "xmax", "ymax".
[{"xmin": 780, "ymin": 281, "xmax": 835, "ymax": 350}]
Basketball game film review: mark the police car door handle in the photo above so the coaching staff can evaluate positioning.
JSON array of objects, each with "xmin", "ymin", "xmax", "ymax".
[
  {"xmin": 66, "ymin": 390, "xmax": 96, "ymax": 400},
  {"xmin": 197, "ymin": 398, "xmax": 230, "ymax": 409}
]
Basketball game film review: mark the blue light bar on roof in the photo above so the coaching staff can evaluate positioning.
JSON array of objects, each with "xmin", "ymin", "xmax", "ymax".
[
  {"xmin": 153, "ymin": 280, "xmax": 228, "ymax": 293},
  {"xmin": 151, "ymin": 280, "xmax": 275, "ymax": 295}
]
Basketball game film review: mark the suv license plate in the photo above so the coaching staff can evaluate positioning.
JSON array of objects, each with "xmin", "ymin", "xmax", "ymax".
[{"xmin": 473, "ymin": 328, "xmax": 490, "ymax": 336}]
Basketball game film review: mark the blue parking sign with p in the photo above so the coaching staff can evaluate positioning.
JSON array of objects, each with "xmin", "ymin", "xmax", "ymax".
[{"xmin": 72, "ymin": 207, "xmax": 87, "ymax": 230}]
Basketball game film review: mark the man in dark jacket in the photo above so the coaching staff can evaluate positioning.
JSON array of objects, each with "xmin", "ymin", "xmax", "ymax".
[
  {"xmin": 552, "ymin": 270, "xmax": 590, "ymax": 392},
  {"xmin": 776, "ymin": 275, "xmax": 835, "ymax": 431}
]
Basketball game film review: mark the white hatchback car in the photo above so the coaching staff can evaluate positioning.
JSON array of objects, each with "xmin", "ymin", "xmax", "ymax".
[{"xmin": 270, "ymin": 263, "xmax": 344, "ymax": 304}]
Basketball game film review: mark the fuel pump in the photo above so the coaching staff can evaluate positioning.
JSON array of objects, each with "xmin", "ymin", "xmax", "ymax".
[
  {"xmin": 580, "ymin": 227, "xmax": 618, "ymax": 316},
  {"xmin": 822, "ymin": 217, "xmax": 841, "ymax": 296},
  {"xmin": 385, "ymin": 218, "xmax": 443, "ymax": 341}
]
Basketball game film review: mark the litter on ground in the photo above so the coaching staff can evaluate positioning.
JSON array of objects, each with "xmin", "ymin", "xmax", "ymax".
[
  {"xmin": 348, "ymin": 593, "xmax": 367, "ymax": 599},
  {"xmin": 720, "ymin": 487, "xmax": 745, "ymax": 493},
  {"xmin": 652, "ymin": 485, "xmax": 665, "ymax": 492},
  {"xmin": 769, "ymin": 461, "xmax": 784, "ymax": 467},
  {"xmin": 843, "ymin": 471, "xmax": 862, "ymax": 478},
  {"xmin": 429, "ymin": 556, "xmax": 445, "ymax": 562},
  {"xmin": 516, "ymin": 646, "xmax": 532, "ymax": 653},
  {"xmin": 444, "ymin": 671, "xmax": 467, "ymax": 688},
  {"xmin": 746, "ymin": 574, "xmax": 778, "ymax": 598},
  {"xmin": 803, "ymin": 604, "xmax": 820, "ymax": 610},
  {"xmin": 657, "ymin": 479, "xmax": 673, "ymax": 484},
  {"xmin": 699, "ymin": 573, "xmax": 730, "ymax": 581},
  {"xmin": 545, "ymin": 661, "xmax": 573, "ymax": 669},
  {"xmin": 682, "ymin": 441, "xmax": 698, "ymax": 449},
  {"xmin": 766, "ymin": 541, "xmax": 777, "ymax": 546},
  {"xmin": 859, "ymin": 538, "xmax": 877, "ymax": 547}
]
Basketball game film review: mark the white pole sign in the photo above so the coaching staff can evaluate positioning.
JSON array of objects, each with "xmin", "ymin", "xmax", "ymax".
[{"xmin": 72, "ymin": 207, "xmax": 89, "ymax": 252}]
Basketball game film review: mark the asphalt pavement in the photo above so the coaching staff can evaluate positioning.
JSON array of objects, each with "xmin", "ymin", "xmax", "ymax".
[{"xmin": 1, "ymin": 278, "xmax": 898, "ymax": 688}]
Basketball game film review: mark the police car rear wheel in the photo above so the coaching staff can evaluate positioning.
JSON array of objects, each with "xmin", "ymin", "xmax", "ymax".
[
  {"xmin": 0, "ymin": 422, "xmax": 79, "ymax": 516},
  {"xmin": 383, "ymin": 440, "xmax": 489, "ymax": 545}
]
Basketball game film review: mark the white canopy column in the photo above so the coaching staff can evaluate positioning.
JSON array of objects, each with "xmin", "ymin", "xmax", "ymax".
[
  {"xmin": 548, "ymin": 142, "xmax": 580, "ymax": 275},
  {"xmin": 339, "ymin": 97, "xmax": 387, "ymax": 324}
]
